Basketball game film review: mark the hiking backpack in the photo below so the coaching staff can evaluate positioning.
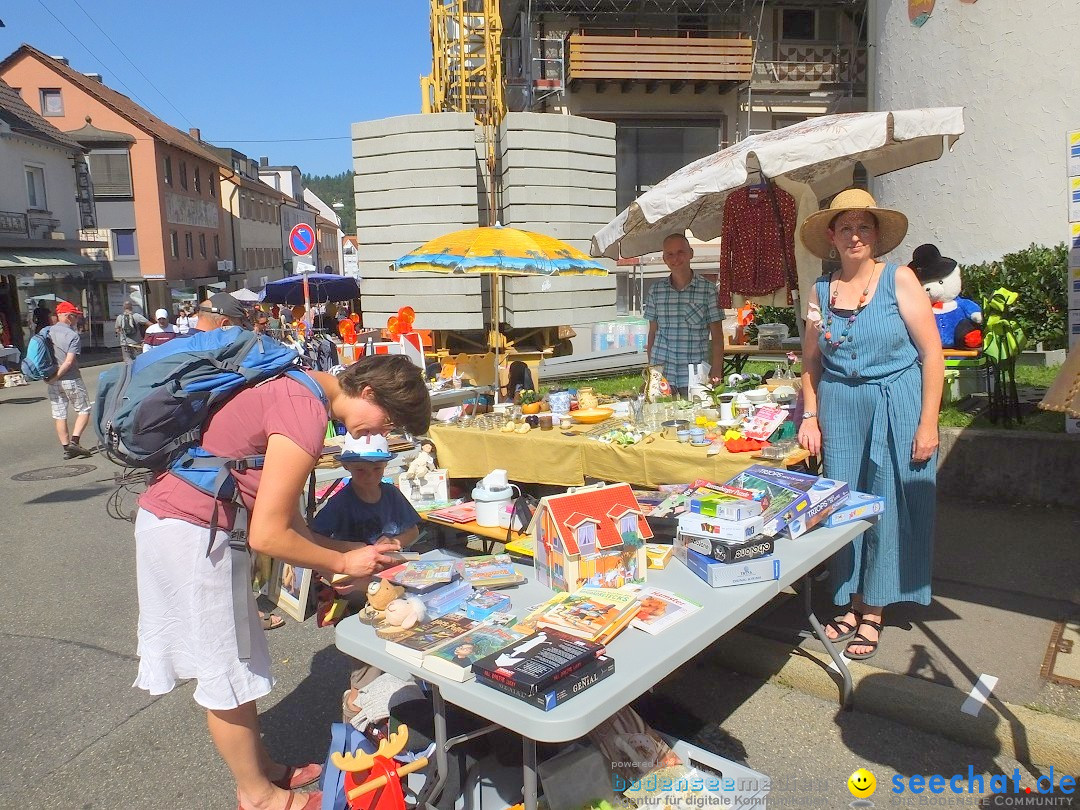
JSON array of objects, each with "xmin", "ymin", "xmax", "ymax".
[
  {"xmin": 120, "ymin": 312, "xmax": 139, "ymax": 340},
  {"xmin": 21, "ymin": 327, "xmax": 58, "ymax": 381}
]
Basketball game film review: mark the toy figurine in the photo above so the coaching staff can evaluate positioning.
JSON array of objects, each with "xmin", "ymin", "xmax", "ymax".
[
  {"xmin": 358, "ymin": 579, "xmax": 405, "ymax": 625},
  {"xmin": 333, "ymin": 725, "xmax": 429, "ymax": 810},
  {"xmin": 403, "ymin": 440, "xmax": 436, "ymax": 482},
  {"xmin": 910, "ymin": 243, "xmax": 983, "ymax": 349}
]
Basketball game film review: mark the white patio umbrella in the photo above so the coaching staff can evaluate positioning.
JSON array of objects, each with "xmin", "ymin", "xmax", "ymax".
[
  {"xmin": 591, "ymin": 108, "xmax": 966, "ymax": 260},
  {"xmin": 230, "ymin": 288, "xmax": 261, "ymax": 303}
]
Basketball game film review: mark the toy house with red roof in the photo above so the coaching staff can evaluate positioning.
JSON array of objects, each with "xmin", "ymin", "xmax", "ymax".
[{"xmin": 530, "ymin": 482, "xmax": 652, "ymax": 592}]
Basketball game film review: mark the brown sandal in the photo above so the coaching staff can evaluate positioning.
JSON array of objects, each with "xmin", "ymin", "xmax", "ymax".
[
  {"xmin": 824, "ymin": 611, "xmax": 862, "ymax": 644},
  {"xmin": 845, "ymin": 619, "xmax": 884, "ymax": 660}
]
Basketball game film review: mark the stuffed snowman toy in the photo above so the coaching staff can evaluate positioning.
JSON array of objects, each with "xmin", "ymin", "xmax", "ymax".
[{"xmin": 909, "ymin": 244, "xmax": 983, "ymax": 349}]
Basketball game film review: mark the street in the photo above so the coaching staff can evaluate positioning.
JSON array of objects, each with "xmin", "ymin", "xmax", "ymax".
[{"xmin": 0, "ymin": 363, "xmax": 1068, "ymax": 809}]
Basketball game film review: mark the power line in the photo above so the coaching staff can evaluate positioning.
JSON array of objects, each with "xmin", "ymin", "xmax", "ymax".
[
  {"xmin": 212, "ymin": 136, "xmax": 353, "ymax": 143},
  {"xmin": 34, "ymin": 0, "xmax": 154, "ymax": 111},
  {"xmin": 67, "ymin": 0, "xmax": 194, "ymax": 128}
]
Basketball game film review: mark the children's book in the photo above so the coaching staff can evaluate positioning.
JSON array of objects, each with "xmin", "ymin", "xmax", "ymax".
[
  {"xmin": 471, "ymin": 629, "xmax": 605, "ymax": 695},
  {"xmin": 455, "ymin": 553, "xmax": 525, "ymax": 588},
  {"xmin": 426, "ymin": 502, "xmax": 477, "ymax": 524},
  {"xmin": 380, "ymin": 560, "xmax": 456, "ymax": 591},
  {"xmin": 624, "ymin": 585, "xmax": 702, "ymax": 635},
  {"xmin": 383, "ymin": 613, "xmax": 479, "ymax": 664},
  {"xmin": 421, "ymin": 623, "xmax": 526, "ymax": 682},
  {"xmin": 740, "ymin": 405, "xmax": 789, "ymax": 442},
  {"xmin": 475, "ymin": 655, "xmax": 615, "ymax": 710},
  {"xmin": 534, "ymin": 587, "xmax": 639, "ymax": 642},
  {"xmin": 510, "ymin": 593, "xmax": 572, "ymax": 636}
]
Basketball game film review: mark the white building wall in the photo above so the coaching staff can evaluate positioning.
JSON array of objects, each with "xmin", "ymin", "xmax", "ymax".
[
  {"xmin": 873, "ymin": 0, "xmax": 1080, "ymax": 263},
  {"xmin": 0, "ymin": 131, "xmax": 81, "ymax": 237}
]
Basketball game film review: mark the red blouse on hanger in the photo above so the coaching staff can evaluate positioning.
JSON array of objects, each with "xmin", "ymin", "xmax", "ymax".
[{"xmin": 718, "ymin": 184, "xmax": 798, "ymax": 308}]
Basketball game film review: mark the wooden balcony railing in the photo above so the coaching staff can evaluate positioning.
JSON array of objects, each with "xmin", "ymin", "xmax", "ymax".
[{"xmin": 568, "ymin": 33, "xmax": 753, "ymax": 84}]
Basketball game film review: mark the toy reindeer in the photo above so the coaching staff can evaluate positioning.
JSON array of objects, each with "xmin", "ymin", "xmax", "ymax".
[{"xmin": 332, "ymin": 725, "xmax": 429, "ymax": 810}]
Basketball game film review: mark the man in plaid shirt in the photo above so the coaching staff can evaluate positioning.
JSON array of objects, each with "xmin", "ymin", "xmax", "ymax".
[{"xmin": 643, "ymin": 234, "xmax": 725, "ymax": 395}]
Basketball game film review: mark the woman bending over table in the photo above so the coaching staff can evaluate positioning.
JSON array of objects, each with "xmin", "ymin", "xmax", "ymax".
[
  {"xmin": 134, "ymin": 354, "xmax": 430, "ymax": 810},
  {"xmin": 797, "ymin": 189, "xmax": 943, "ymax": 661}
]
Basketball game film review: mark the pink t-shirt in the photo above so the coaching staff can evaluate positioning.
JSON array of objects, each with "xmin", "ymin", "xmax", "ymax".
[{"xmin": 139, "ymin": 376, "xmax": 327, "ymax": 530}]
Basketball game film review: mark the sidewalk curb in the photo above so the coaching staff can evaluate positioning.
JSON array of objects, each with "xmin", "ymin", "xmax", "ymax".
[{"xmin": 707, "ymin": 629, "xmax": 1080, "ymax": 773}]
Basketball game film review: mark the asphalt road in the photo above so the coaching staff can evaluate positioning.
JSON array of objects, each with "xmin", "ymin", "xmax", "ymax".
[{"xmin": 0, "ymin": 364, "xmax": 1060, "ymax": 809}]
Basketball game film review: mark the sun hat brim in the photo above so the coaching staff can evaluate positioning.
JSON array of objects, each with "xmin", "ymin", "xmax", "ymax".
[
  {"xmin": 336, "ymin": 450, "xmax": 395, "ymax": 463},
  {"xmin": 799, "ymin": 190, "xmax": 909, "ymax": 260}
]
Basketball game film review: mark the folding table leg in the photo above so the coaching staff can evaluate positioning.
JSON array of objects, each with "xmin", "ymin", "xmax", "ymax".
[
  {"xmin": 800, "ymin": 574, "xmax": 853, "ymax": 710},
  {"xmin": 523, "ymin": 736, "xmax": 539, "ymax": 810}
]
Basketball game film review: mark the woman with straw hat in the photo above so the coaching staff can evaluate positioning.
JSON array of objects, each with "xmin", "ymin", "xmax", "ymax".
[{"xmin": 797, "ymin": 188, "xmax": 943, "ymax": 660}]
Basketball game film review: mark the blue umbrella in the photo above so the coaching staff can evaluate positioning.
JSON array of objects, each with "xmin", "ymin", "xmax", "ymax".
[{"xmin": 259, "ymin": 274, "xmax": 359, "ymax": 306}]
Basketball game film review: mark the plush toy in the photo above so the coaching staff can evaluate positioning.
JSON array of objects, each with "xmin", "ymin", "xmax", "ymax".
[
  {"xmin": 358, "ymin": 579, "xmax": 405, "ymax": 625},
  {"xmin": 910, "ymin": 243, "xmax": 983, "ymax": 349},
  {"xmin": 375, "ymin": 596, "xmax": 426, "ymax": 637}
]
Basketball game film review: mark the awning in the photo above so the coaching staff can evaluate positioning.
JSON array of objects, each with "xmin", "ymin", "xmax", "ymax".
[{"xmin": 0, "ymin": 249, "xmax": 101, "ymax": 277}]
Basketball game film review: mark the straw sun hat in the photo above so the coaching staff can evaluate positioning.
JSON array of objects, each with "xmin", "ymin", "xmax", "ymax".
[{"xmin": 799, "ymin": 188, "xmax": 909, "ymax": 260}]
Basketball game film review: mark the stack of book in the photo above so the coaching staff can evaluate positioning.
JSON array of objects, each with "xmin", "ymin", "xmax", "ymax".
[
  {"xmin": 426, "ymin": 502, "xmax": 477, "ymax": 524},
  {"xmin": 379, "ymin": 560, "xmax": 456, "ymax": 591},
  {"xmin": 455, "ymin": 553, "xmax": 525, "ymax": 589},
  {"xmin": 514, "ymin": 587, "xmax": 640, "ymax": 645},
  {"xmin": 472, "ymin": 629, "xmax": 615, "ymax": 710},
  {"xmin": 382, "ymin": 613, "xmax": 480, "ymax": 664}
]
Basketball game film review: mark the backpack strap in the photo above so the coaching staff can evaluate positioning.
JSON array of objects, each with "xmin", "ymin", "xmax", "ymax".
[{"xmin": 286, "ymin": 369, "xmax": 330, "ymax": 414}]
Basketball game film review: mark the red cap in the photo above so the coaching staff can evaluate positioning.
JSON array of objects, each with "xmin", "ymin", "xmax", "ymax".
[{"xmin": 55, "ymin": 301, "xmax": 83, "ymax": 317}]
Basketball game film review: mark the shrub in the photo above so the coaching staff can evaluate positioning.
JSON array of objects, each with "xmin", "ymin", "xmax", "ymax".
[{"xmin": 960, "ymin": 243, "xmax": 1068, "ymax": 349}]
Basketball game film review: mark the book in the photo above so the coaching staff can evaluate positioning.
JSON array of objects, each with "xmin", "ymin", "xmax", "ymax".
[
  {"xmin": 421, "ymin": 623, "xmax": 526, "ymax": 681},
  {"xmin": 455, "ymin": 553, "xmax": 525, "ymax": 588},
  {"xmin": 534, "ymin": 587, "xmax": 640, "ymax": 642},
  {"xmin": 740, "ymin": 405, "xmax": 789, "ymax": 441},
  {"xmin": 464, "ymin": 590, "xmax": 513, "ymax": 620},
  {"xmin": 824, "ymin": 491, "xmax": 886, "ymax": 527},
  {"xmin": 382, "ymin": 560, "xmax": 456, "ymax": 590},
  {"xmin": 417, "ymin": 579, "xmax": 474, "ymax": 611},
  {"xmin": 471, "ymin": 629, "xmax": 606, "ymax": 695},
  {"xmin": 426, "ymin": 502, "xmax": 477, "ymax": 524},
  {"xmin": 510, "ymin": 593, "xmax": 572, "ymax": 636},
  {"xmin": 382, "ymin": 613, "xmax": 479, "ymax": 664},
  {"xmin": 644, "ymin": 543, "xmax": 673, "ymax": 569},
  {"xmin": 626, "ymin": 586, "xmax": 703, "ymax": 635},
  {"xmin": 717, "ymin": 465, "xmax": 817, "ymax": 537},
  {"xmin": 475, "ymin": 655, "xmax": 616, "ymax": 710}
]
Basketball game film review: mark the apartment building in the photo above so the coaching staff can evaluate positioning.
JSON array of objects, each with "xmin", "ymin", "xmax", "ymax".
[
  {"xmin": 0, "ymin": 45, "xmax": 233, "ymax": 315},
  {"xmin": 258, "ymin": 163, "xmax": 319, "ymax": 273},
  {"xmin": 0, "ymin": 78, "xmax": 104, "ymax": 351},
  {"xmin": 304, "ymin": 188, "xmax": 345, "ymax": 274}
]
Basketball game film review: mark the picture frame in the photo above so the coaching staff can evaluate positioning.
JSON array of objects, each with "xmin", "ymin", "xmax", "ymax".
[{"xmin": 268, "ymin": 559, "xmax": 314, "ymax": 622}]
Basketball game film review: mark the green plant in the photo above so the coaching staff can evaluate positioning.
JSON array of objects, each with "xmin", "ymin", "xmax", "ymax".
[{"xmin": 960, "ymin": 243, "xmax": 1068, "ymax": 349}]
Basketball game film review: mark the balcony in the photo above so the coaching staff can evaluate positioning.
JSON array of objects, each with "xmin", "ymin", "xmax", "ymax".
[
  {"xmin": 752, "ymin": 43, "xmax": 868, "ymax": 91},
  {"xmin": 568, "ymin": 33, "xmax": 753, "ymax": 90},
  {"xmin": 0, "ymin": 210, "xmax": 106, "ymax": 251}
]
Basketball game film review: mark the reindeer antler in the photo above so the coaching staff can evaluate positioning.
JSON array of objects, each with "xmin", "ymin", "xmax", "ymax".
[{"xmin": 331, "ymin": 724, "xmax": 411, "ymax": 772}]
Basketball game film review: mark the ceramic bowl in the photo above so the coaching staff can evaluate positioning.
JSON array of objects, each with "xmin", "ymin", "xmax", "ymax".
[
  {"xmin": 570, "ymin": 407, "xmax": 614, "ymax": 424},
  {"xmin": 772, "ymin": 385, "xmax": 798, "ymax": 404},
  {"xmin": 745, "ymin": 388, "xmax": 770, "ymax": 404}
]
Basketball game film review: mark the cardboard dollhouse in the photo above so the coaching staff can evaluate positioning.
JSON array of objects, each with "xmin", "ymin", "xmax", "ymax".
[{"xmin": 530, "ymin": 482, "xmax": 652, "ymax": 592}]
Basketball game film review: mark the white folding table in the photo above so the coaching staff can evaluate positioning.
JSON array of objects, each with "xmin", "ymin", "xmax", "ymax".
[{"xmin": 335, "ymin": 521, "xmax": 869, "ymax": 810}]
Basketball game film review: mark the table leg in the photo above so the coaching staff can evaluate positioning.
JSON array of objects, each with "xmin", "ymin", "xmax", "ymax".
[
  {"xmin": 422, "ymin": 686, "xmax": 450, "ymax": 808},
  {"xmin": 800, "ymin": 574, "xmax": 853, "ymax": 710},
  {"xmin": 523, "ymin": 735, "xmax": 538, "ymax": 810}
]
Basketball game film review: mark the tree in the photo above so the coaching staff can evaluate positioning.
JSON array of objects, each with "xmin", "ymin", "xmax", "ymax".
[{"xmin": 302, "ymin": 171, "xmax": 355, "ymax": 237}]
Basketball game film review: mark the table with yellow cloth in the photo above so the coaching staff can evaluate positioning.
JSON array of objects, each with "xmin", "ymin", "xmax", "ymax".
[{"xmin": 428, "ymin": 423, "xmax": 802, "ymax": 488}]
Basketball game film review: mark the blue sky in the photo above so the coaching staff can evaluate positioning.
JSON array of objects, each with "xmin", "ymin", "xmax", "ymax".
[{"xmin": 0, "ymin": 0, "xmax": 432, "ymax": 175}]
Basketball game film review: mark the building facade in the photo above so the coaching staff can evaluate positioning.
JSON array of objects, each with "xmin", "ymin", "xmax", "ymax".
[
  {"xmin": 0, "ymin": 46, "xmax": 233, "ymax": 314},
  {"xmin": 259, "ymin": 163, "xmax": 318, "ymax": 272}
]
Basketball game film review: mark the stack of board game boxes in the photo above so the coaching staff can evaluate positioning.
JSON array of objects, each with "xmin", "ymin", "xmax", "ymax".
[{"xmin": 674, "ymin": 465, "xmax": 883, "ymax": 588}]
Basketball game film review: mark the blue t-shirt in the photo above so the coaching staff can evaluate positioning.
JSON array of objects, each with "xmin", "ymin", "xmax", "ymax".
[{"xmin": 311, "ymin": 481, "xmax": 421, "ymax": 544}]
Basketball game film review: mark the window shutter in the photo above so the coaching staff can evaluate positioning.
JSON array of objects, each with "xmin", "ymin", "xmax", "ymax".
[{"xmin": 89, "ymin": 152, "xmax": 133, "ymax": 196}]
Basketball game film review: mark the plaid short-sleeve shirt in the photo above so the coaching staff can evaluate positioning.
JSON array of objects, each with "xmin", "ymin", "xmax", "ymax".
[{"xmin": 643, "ymin": 273, "xmax": 724, "ymax": 388}]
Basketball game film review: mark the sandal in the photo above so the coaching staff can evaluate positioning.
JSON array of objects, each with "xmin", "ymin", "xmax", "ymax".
[
  {"xmin": 238, "ymin": 789, "xmax": 322, "ymax": 810},
  {"xmin": 272, "ymin": 762, "xmax": 323, "ymax": 790},
  {"xmin": 261, "ymin": 612, "xmax": 285, "ymax": 631},
  {"xmin": 845, "ymin": 619, "xmax": 884, "ymax": 660},
  {"xmin": 824, "ymin": 611, "xmax": 862, "ymax": 644}
]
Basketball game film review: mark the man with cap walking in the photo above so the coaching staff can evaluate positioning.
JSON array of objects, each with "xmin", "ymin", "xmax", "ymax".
[
  {"xmin": 114, "ymin": 301, "xmax": 149, "ymax": 363},
  {"xmin": 194, "ymin": 292, "xmax": 251, "ymax": 333},
  {"xmin": 48, "ymin": 301, "xmax": 93, "ymax": 458},
  {"xmin": 143, "ymin": 308, "xmax": 178, "ymax": 351}
]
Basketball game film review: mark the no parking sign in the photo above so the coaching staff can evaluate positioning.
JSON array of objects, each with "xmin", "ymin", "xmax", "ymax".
[{"xmin": 289, "ymin": 223, "xmax": 315, "ymax": 256}]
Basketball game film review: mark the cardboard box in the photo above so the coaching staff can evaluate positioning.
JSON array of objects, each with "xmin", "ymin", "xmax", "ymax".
[
  {"xmin": 1069, "ymin": 267, "xmax": 1080, "ymax": 311},
  {"xmin": 684, "ymin": 547, "xmax": 780, "ymax": 588},
  {"xmin": 677, "ymin": 511, "xmax": 764, "ymax": 543},
  {"xmin": 824, "ymin": 491, "xmax": 886, "ymax": 527},
  {"xmin": 1070, "ymin": 309, "xmax": 1080, "ymax": 349},
  {"xmin": 784, "ymin": 477, "xmax": 850, "ymax": 538},
  {"xmin": 689, "ymin": 492, "xmax": 762, "ymax": 522},
  {"xmin": 1070, "ymin": 129, "xmax": 1080, "ymax": 177},
  {"xmin": 678, "ymin": 533, "xmax": 775, "ymax": 564},
  {"xmin": 1071, "ymin": 223, "xmax": 1080, "ymax": 270},
  {"xmin": 1072, "ymin": 177, "xmax": 1080, "ymax": 223}
]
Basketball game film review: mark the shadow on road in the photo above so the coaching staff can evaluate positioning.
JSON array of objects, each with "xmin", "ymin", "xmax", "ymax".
[
  {"xmin": 25, "ymin": 484, "xmax": 113, "ymax": 504},
  {"xmin": 1, "ymin": 396, "xmax": 45, "ymax": 405}
]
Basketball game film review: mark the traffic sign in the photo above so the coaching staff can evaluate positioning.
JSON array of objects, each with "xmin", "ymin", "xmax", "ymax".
[{"xmin": 289, "ymin": 223, "xmax": 316, "ymax": 256}]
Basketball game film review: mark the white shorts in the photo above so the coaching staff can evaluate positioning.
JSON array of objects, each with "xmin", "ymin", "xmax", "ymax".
[
  {"xmin": 47, "ymin": 378, "xmax": 91, "ymax": 419},
  {"xmin": 132, "ymin": 510, "xmax": 274, "ymax": 710}
]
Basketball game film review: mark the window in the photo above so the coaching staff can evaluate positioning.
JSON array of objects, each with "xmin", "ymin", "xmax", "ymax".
[
  {"xmin": 88, "ymin": 151, "xmax": 133, "ymax": 197},
  {"xmin": 781, "ymin": 8, "xmax": 816, "ymax": 40},
  {"xmin": 194, "ymin": 167, "xmax": 202, "ymax": 194},
  {"xmin": 25, "ymin": 166, "xmax": 47, "ymax": 210},
  {"xmin": 209, "ymin": 172, "xmax": 216, "ymax": 198},
  {"xmin": 39, "ymin": 88, "xmax": 63, "ymax": 116},
  {"xmin": 179, "ymin": 160, "xmax": 188, "ymax": 190},
  {"xmin": 170, "ymin": 230, "xmax": 179, "ymax": 258},
  {"xmin": 213, "ymin": 234, "xmax": 220, "ymax": 258},
  {"xmin": 577, "ymin": 522, "xmax": 596, "ymax": 556},
  {"xmin": 198, "ymin": 233, "xmax": 207, "ymax": 258},
  {"xmin": 184, "ymin": 232, "xmax": 193, "ymax": 259},
  {"xmin": 163, "ymin": 156, "xmax": 173, "ymax": 186},
  {"xmin": 619, "ymin": 514, "xmax": 638, "ymax": 539},
  {"xmin": 113, "ymin": 229, "xmax": 136, "ymax": 257},
  {"xmin": 615, "ymin": 122, "xmax": 724, "ymax": 211}
]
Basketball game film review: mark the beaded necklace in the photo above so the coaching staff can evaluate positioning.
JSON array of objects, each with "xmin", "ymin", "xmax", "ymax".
[{"xmin": 823, "ymin": 263, "xmax": 880, "ymax": 351}]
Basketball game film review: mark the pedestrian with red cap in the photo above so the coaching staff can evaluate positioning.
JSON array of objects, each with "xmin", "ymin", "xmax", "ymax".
[{"xmin": 48, "ymin": 301, "xmax": 93, "ymax": 458}]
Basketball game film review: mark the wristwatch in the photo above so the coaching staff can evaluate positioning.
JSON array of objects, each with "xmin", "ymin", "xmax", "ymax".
[{"xmin": 802, "ymin": 411, "xmax": 817, "ymax": 419}]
